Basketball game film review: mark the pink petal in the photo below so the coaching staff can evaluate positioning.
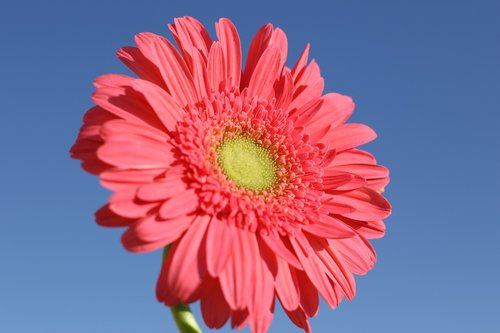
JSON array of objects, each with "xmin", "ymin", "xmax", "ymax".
[
  {"xmin": 100, "ymin": 119, "xmax": 169, "ymax": 143},
  {"xmin": 135, "ymin": 32, "xmax": 198, "ymax": 106},
  {"xmin": 329, "ymin": 163, "xmax": 389, "ymax": 180},
  {"xmin": 329, "ymin": 235, "xmax": 377, "ymax": 275},
  {"xmin": 330, "ymin": 187, "xmax": 391, "ymax": 220},
  {"xmin": 242, "ymin": 24, "xmax": 287, "ymax": 89},
  {"xmin": 293, "ymin": 231, "xmax": 315, "ymax": 257},
  {"xmin": 95, "ymin": 204, "xmax": 134, "ymax": 227},
  {"xmin": 136, "ymin": 174, "xmax": 186, "ymax": 202},
  {"xmin": 158, "ymin": 189, "xmax": 198, "ymax": 219},
  {"xmin": 242, "ymin": 23, "xmax": 274, "ymax": 88},
  {"xmin": 293, "ymin": 99, "xmax": 324, "ymax": 128},
  {"xmin": 130, "ymin": 79, "xmax": 186, "ymax": 132},
  {"xmin": 288, "ymin": 78, "xmax": 324, "ymax": 115},
  {"xmin": 331, "ymin": 148, "xmax": 377, "ymax": 165},
  {"xmin": 307, "ymin": 234, "xmax": 356, "ymax": 300},
  {"xmin": 260, "ymin": 232, "xmax": 302, "ymax": 269},
  {"xmin": 321, "ymin": 148, "xmax": 338, "ymax": 167},
  {"xmin": 100, "ymin": 168, "xmax": 165, "ymax": 191},
  {"xmin": 121, "ymin": 231, "xmax": 173, "ymax": 253},
  {"xmin": 92, "ymin": 75, "xmax": 167, "ymax": 130},
  {"xmin": 324, "ymin": 123, "xmax": 377, "ymax": 151},
  {"xmin": 200, "ymin": 278, "xmax": 230, "ymax": 329},
  {"xmin": 249, "ymin": 241, "xmax": 276, "ymax": 333},
  {"xmin": 322, "ymin": 170, "xmax": 366, "ymax": 191},
  {"xmin": 275, "ymin": 257, "xmax": 300, "ymax": 311},
  {"xmin": 291, "ymin": 43, "xmax": 310, "ymax": 81},
  {"xmin": 94, "ymin": 73, "xmax": 132, "ymax": 88},
  {"xmin": 289, "ymin": 59, "xmax": 324, "ymax": 114},
  {"xmin": 248, "ymin": 46, "xmax": 282, "ymax": 100},
  {"xmin": 186, "ymin": 17, "xmax": 213, "ymax": 52},
  {"xmin": 231, "ymin": 309, "xmax": 250, "ymax": 330},
  {"xmin": 257, "ymin": 236, "xmax": 278, "ymax": 277},
  {"xmin": 219, "ymin": 228, "xmax": 256, "ymax": 309},
  {"xmin": 131, "ymin": 213, "xmax": 193, "ymax": 242},
  {"xmin": 155, "ymin": 276, "xmax": 180, "ymax": 307},
  {"xmin": 290, "ymin": 236, "xmax": 340, "ymax": 308},
  {"xmin": 284, "ymin": 307, "xmax": 312, "ymax": 333},
  {"xmin": 216, "ymin": 18, "xmax": 242, "ymax": 89},
  {"xmin": 71, "ymin": 138, "xmax": 102, "ymax": 158},
  {"xmin": 108, "ymin": 187, "xmax": 158, "ymax": 219},
  {"xmin": 294, "ymin": 269, "xmax": 319, "ymax": 317},
  {"xmin": 71, "ymin": 106, "xmax": 115, "ymax": 175},
  {"xmin": 305, "ymin": 93, "xmax": 354, "ymax": 130},
  {"xmin": 341, "ymin": 216, "xmax": 386, "ymax": 239},
  {"xmin": 169, "ymin": 19, "xmax": 196, "ymax": 71},
  {"xmin": 294, "ymin": 59, "xmax": 321, "ymax": 89},
  {"xmin": 158, "ymin": 215, "xmax": 210, "ymax": 303},
  {"xmin": 366, "ymin": 178, "xmax": 390, "ymax": 191},
  {"xmin": 249, "ymin": 306, "xmax": 274, "ymax": 333},
  {"xmin": 302, "ymin": 214, "xmax": 356, "ymax": 239},
  {"xmin": 116, "ymin": 46, "xmax": 166, "ymax": 89},
  {"xmin": 207, "ymin": 42, "xmax": 226, "ymax": 93},
  {"xmin": 169, "ymin": 16, "xmax": 212, "ymax": 63},
  {"xmin": 80, "ymin": 157, "xmax": 110, "ymax": 175},
  {"xmin": 206, "ymin": 216, "xmax": 236, "ymax": 276},
  {"xmin": 328, "ymin": 162, "xmax": 390, "ymax": 191},
  {"xmin": 97, "ymin": 134, "xmax": 172, "ymax": 169},
  {"xmin": 321, "ymin": 199, "xmax": 355, "ymax": 215},
  {"xmin": 275, "ymin": 69, "xmax": 294, "ymax": 111},
  {"xmin": 270, "ymin": 28, "xmax": 288, "ymax": 69},
  {"xmin": 167, "ymin": 19, "xmax": 212, "ymax": 102},
  {"xmin": 81, "ymin": 106, "xmax": 117, "ymax": 126},
  {"xmin": 191, "ymin": 49, "xmax": 210, "ymax": 99}
]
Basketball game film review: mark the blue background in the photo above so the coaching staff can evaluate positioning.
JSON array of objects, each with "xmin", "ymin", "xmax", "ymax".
[{"xmin": 1, "ymin": 0, "xmax": 499, "ymax": 332}]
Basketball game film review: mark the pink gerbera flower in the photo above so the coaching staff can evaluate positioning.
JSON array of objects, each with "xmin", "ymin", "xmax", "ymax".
[{"xmin": 71, "ymin": 16, "xmax": 391, "ymax": 333}]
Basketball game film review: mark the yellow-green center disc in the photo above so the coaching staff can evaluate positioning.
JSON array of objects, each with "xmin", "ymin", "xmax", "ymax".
[{"xmin": 218, "ymin": 136, "xmax": 277, "ymax": 191}]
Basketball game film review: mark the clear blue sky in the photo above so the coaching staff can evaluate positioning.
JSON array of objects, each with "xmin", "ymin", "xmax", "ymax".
[{"xmin": 1, "ymin": 1, "xmax": 499, "ymax": 332}]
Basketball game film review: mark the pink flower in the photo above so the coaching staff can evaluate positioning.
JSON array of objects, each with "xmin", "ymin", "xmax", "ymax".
[{"xmin": 71, "ymin": 16, "xmax": 391, "ymax": 333}]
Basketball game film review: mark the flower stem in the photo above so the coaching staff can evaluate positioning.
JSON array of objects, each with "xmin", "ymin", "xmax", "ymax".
[
  {"xmin": 163, "ymin": 246, "xmax": 203, "ymax": 333},
  {"xmin": 170, "ymin": 304, "xmax": 203, "ymax": 333}
]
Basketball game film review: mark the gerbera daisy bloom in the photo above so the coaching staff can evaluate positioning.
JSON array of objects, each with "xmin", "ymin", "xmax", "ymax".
[{"xmin": 71, "ymin": 16, "xmax": 391, "ymax": 333}]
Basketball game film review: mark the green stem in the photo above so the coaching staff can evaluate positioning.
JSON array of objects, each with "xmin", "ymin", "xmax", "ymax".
[
  {"xmin": 170, "ymin": 304, "xmax": 203, "ymax": 333},
  {"xmin": 163, "ymin": 246, "xmax": 203, "ymax": 333}
]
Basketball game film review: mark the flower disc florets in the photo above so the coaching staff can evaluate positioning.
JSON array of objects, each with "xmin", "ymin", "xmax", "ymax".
[
  {"xmin": 174, "ymin": 89, "xmax": 324, "ymax": 235},
  {"xmin": 217, "ymin": 135, "xmax": 278, "ymax": 191}
]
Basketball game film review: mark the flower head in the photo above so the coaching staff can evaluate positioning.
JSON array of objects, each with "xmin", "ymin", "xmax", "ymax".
[{"xmin": 71, "ymin": 16, "xmax": 391, "ymax": 333}]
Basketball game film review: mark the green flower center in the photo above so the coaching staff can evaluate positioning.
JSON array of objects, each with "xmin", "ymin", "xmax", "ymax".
[{"xmin": 217, "ymin": 136, "xmax": 277, "ymax": 191}]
